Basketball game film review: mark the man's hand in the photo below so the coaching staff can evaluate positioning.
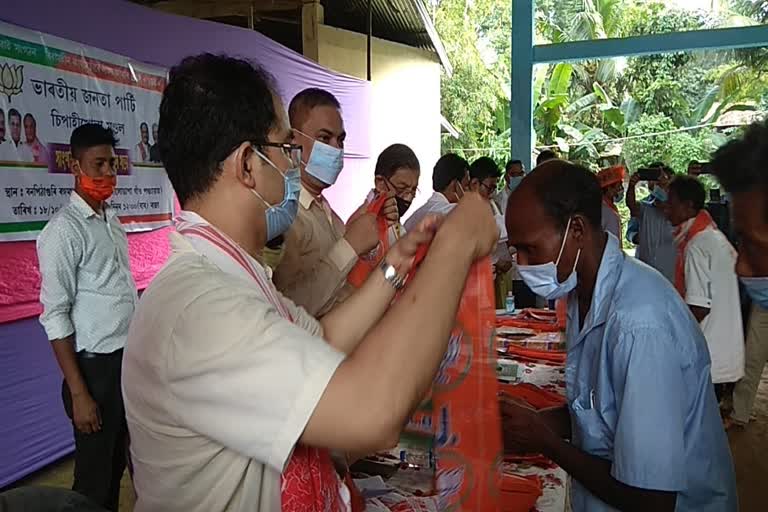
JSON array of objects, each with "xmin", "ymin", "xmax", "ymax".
[
  {"xmin": 380, "ymin": 193, "xmax": 399, "ymax": 225},
  {"xmin": 72, "ymin": 392, "xmax": 102, "ymax": 434},
  {"xmin": 495, "ymin": 259, "xmax": 513, "ymax": 276},
  {"xmin": 345, "ymin": 213, "xmax": 380, "ymax": 255},
  {"xmin": 384, "ymin": 215, "xmax": 442, "ymax": 274},
  {"xmin": 500, "ymin": 394, "xmax": 557, "ymax": 455},
  {"xmin": 441, "ymin": 193, "xmax": 499, "ymax": 261},
  {"xmin": 629, "ymin": 173, "xmax": 641, "ymax": 189}
]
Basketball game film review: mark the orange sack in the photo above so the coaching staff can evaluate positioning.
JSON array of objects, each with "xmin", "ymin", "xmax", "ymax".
[
  {"xmin": 425, "ymin": 253, "xmax": 503, "ymax": 511},
  {"xmin": 347, "ymin": 194, "xmax": 390, "ymax": 288}
]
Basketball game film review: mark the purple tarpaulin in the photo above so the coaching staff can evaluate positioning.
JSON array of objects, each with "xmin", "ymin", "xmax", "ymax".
[
  {"xmin": 0, "ymin": 318, "xmax": 73, "ymax": 488},
  {"xmin": 1, "ymin": 0, "xmax": 374, "ymax": 486}
]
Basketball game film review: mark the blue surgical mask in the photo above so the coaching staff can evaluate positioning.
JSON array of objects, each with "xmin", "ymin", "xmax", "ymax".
[
  {"xmin": 507, "ymin": 176, "xmax": 523, "ymax": 192},
  {"xmin": 516, "ymin": 217, "xmax": 581, "ymax": 301},
  {"xmin": 252, "ymin": 150, "xmax": 301, "ymax": 241},
  {"xmin": 741, "ymin": 277, "xmax": 768, "ymax": 309},
  {"xmin": 297, "ymin": 130, "xmax": 344, "ymax": 185},
  {"xmin": 651, "ymin": 186, "xmax": 668, "ymax": 202}
]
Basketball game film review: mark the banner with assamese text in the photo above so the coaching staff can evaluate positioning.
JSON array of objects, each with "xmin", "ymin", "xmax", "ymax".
[{"xmin": 0, "ymin": 20, "xmax": 172, "ymax": 242}]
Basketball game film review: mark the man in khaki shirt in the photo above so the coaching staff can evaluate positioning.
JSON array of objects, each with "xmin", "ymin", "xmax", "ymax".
[{"xmin": 273, "ymin": 88, "xmax": 394, "ymax": 316}]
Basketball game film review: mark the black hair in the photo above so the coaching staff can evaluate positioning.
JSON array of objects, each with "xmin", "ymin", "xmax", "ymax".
[
  {"xmin": 70, "ymin": 124, "xmax": 118, "ymax": 160},
  {"xmin": 8, "ymin": 108, "xmax": 21, "ymax": 122},
  {"xmin": 158, "ymin": 53, "xmax": 277, "ymax": 205},
  {"xmin": 288, "ymin": 88, "xmax": 341, "ymax": 128},
  {"xmin": 23, "ymin": 113, "xmax": 35, "ymax": 126},
  {"xmin": 140, "ymin": 122, "xmax": 148, "ymax": 131},
  {"xmin": 375, "ymin": 143, "xmax": 420, "ymax": 179},
  {"xmin": 432, "ymin": 153, "xmax": 469, "ymax": 192},
  {"xmin": 536, "ymin": 150, "xmax": 557, "ymax": 166},
  {"xmin": 669, "ymin": 175, "xmax": 706, "ymax": 211},
  {"xmin": 505, "ymin": 159, "xmax": 522, "ymax": 171},
  {"xmin": 528, "ymin": 161, "xmax": 602, "ymax": 231},
  {"xmin": 711, "ymin": 119, "xmax": 768, "ymax": 195},
  {"xmin": 647, "ymin": 161, "xmax": 673, "ymax": 176},
  {"xmin": 469, "ymin": 156, "xmax": 502, "ymax": 181}
]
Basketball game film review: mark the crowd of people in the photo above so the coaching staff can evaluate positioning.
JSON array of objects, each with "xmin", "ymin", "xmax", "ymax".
[{"xmin": 15, "ymin": 52, "xmax": 768, "ymax": 511}]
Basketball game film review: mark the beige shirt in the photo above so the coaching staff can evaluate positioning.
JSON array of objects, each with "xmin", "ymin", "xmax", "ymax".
[
  {"xmin": 272, "ymin": 186, "xmax": 357, "ymax": 317},
  {"xmin": 122, "ymin": 231, "xmax": 345, "ymax": 512}
]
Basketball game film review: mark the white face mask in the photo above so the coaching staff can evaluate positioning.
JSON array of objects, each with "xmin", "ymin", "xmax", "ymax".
[{"xmin": 516, "ymin": 217, "xmax": 581, "ymax": 301}]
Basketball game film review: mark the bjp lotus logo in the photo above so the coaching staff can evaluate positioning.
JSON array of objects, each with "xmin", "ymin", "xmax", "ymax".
[{"xmin": 0, "ymin": 63, "xmax": 23, "ymax": 102}]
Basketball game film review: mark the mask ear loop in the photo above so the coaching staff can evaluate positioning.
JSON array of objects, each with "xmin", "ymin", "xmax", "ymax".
[
  {"xmin": 250, "ymin": 148, "xmax": 287, "ymax": 208},
  {"xmin": 554, "ymin": 217, "xmax": 572, "ymax": 266}
]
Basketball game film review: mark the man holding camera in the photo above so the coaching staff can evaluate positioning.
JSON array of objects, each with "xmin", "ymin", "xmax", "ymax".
[{"xmin": 626, "ymin": 164, "xmax": 676, "ymax": 283}]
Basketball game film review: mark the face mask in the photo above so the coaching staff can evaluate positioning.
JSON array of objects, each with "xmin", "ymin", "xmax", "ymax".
[
  {"xmin": 395, "ymin": 196, "xmax": 412, "ymax": 218},
  {"xmin": 613, "ymin": 188, "xmax": 624, "ymax": 204},
  {"xmin": 79, "ymin": 173, "xmax": 116, "ymax": 202},
  {"xmin": 741, "ymin": 277, "xmax": 768, "ymax": 309},
  {"xmin": 652, "ymin": 186, "xmax": 668, "ymax": 202},
  {"xmin": 252, "ymin": 150, "xmax": 301, "ymax": 241},
  {"xmin": 507, "ymin": 176, "xmax": 523, "ymax": 192},
  {"xmin": 296, "ymin": 130, "xmax": 344, "ymax": 186},
  {"xmin": 516, "ymin": 217, "xmax": 581, "ymax": 301}
]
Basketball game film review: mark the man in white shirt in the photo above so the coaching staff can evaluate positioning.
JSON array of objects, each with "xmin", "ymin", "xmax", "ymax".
[
  {"xmin": 404, "ymin": 152, "xmax": 469, "ymax": 231},
  {"xmin": 7, "ymin": 108, "xmax": 33, "ymax": 161},
  {"xmin": 494, "ymin": 158, "xmax": 524, "ymax": 216},
  {"xmin": 122, "ymin": 54, "xmax": 498, "ymax": 512},
  {"xmin": 664, "ymin": 175, "xmax": 745, "ymax": 398},
  {"xmin": 37, "ymin": 124, "xmax": 136, "ymax": 511},
  {"xmin": 133, "ymin": 122, "xmax": 150, "ymax": 163},
  {"xmin": 0, "ymin": 108, "xmax": 15, "ymax": 161}
]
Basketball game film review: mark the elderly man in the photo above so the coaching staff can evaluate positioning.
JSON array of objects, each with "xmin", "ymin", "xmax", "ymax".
[{"xmin": 501, "ymin": 160, "xmax": 736, "ymax": 512}]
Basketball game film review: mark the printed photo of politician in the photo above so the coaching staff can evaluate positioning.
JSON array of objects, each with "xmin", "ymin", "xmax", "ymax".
[
  {"xmin": 134, "ymin": 122, "xmax": 150, "ymax": 163},
  {"xmin": 0, "ymin": 109, "xmax": 43, "ymax": 163}
]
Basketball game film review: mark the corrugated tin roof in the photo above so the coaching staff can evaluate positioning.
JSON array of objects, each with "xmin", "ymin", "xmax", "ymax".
[
  {"xmin": 325, "ymin": 0, "xmax": 451, "ymax": 75},
  {"xmin": 131, "ymin": 0, "xmax": 451, "ymax": 74}
]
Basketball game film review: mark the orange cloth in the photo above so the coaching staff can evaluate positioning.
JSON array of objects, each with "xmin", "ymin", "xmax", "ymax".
[
  {"xmin": 499, "ymin": 473, "xmax": 543, "ymax": 512},
  {"xmin": 406, "ymin": 246, "xmax": 503, "ymax": 511},
  {"xmin": 498, "ymin": 383, "xmax": 566, "ymax": 409},
  {"xmin": 504, "ymin": 345, "xmax": 567, "ymax": 363},
  {"xmin": 673, "ymin": 209, "xmax": 716, "ymax": 297},
  {"xmin": 346, "ymin": 194, "xmax": 390, "ymax": 288},
  {"xmin": 597, "ymin": 165, "xmax": 626, "ymax": 188}
]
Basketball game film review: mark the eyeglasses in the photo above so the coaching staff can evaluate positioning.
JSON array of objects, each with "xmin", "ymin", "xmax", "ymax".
[
  {"xmin": 255, "ymin": 142, "xmax": 303, "ymax": 169},
  {"xmin": 384, "ymin": 177, "xmax": 419, "ymax": 199}
]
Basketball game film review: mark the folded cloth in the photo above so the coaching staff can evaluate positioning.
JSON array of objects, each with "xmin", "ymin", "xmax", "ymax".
[
  {"xmin": 499, "ymin": 473, "xmax": 543, "ymax": 512},
  {"xmin": 504, "ymin": 345, "xmax": 567, "ymax": 364}
]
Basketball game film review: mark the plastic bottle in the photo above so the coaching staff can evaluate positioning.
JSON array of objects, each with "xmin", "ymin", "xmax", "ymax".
[{"xmin": 505, "ymin": 292, "xmax": 515, "ymax": 313}]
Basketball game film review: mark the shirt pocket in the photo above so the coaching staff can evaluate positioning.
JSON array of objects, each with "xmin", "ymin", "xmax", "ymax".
[{"xmin": 571, "ymin": 391, "xmax": 612, "ymax": 458}]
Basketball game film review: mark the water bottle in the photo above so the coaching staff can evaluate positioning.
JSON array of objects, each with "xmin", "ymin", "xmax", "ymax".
[{"xmin": 505, "ymin": 292, "xmax": 515, "ymax": 313}]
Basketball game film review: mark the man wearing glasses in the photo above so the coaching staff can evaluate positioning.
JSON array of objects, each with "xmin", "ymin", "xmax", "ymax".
[{"xmin": 122, "ymin": 53, "xmax": 499, "ymax": 511}]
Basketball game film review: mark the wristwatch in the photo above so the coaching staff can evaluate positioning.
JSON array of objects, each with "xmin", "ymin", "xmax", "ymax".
[{"xmin": 379, "ymin": 260, "xmax": 406, "ymax": 290}]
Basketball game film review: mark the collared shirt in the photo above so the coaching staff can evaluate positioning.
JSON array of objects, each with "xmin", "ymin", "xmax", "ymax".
[
  {"xmin": 272, "ymin": 185, "xmax": 357, "ymax": 317},
  {"xmin": 636, "ymin": 201, "xmax": 676, "ymax": 283},
  {"xmin": 683, "ymin": 228, "xmax": 744, "ymax": 384},
  {"xmin": 0, "ymin": 140, "xmax": 33, "ymax": 162},
  {"xmin": 403, "ymin": 191, "xmax": 455, "ymax": 232},
  {"xmin": 122, "ymin": 220, "xmax": 346, "ymax": 512},
  {"xmin": 600, "ymin": 201, "xmax": 621, "ymax": 239},
  {"xmin": 37, "ymin": 192, "xmax": 137, "ymax": 353},
  {"xmin": 565, "ymin": 234, "xmax": 736, "ymax": 512}
]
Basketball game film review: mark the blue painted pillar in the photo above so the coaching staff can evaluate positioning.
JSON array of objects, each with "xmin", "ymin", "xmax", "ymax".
[{"xmin": 510, "ymin": 0, "xmax": 535, "ymax": 171}]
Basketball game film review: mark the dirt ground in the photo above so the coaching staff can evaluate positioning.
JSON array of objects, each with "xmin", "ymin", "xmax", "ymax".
[{"xmin": 10, "ymin": 368, "xmax": 768, "ymax": 511}]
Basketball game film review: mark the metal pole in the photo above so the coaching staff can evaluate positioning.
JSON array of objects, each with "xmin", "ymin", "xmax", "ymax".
[
  {"xmin": 510, "ymin": 0, "xmax": 534, "ymax": 171},
  {"xmin": 367, "ymin": 0, "xmax": 372, "ymax": 81}
]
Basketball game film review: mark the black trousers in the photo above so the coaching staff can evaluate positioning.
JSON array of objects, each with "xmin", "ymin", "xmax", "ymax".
[{"xmin": 61, "ymin": 350, "xmax": 127, "ymax": 512}]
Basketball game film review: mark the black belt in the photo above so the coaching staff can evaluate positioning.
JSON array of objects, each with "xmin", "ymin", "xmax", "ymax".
[{"xmin": 77, "ymin": 349, "xmax": 123, "ymax": 359}]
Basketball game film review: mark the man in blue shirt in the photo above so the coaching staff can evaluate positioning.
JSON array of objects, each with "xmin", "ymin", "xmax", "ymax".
[
  {"xmin": 626, "ymin": 163, "xmax": 676, "ymax": 283},
  {"xmin": 501, "ymin": 160, "xmax": 737, "ymax": 511}
]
